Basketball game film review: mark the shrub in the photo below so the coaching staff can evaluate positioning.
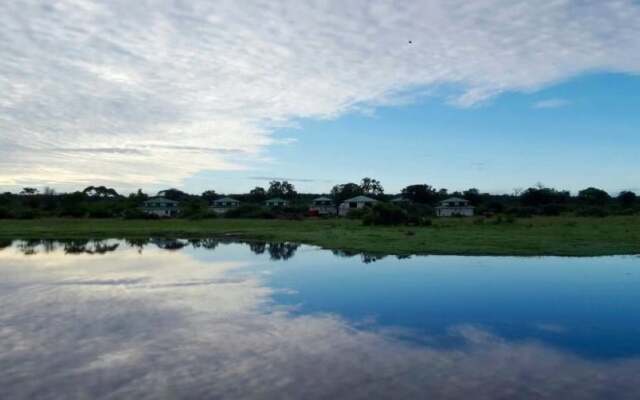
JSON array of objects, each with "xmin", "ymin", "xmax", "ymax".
[
  {"xmin": 0, "ymin": 207, "xmax": 12, "ymax": 219},
  {"xmin": 486, "ymin": 202, "xmax": 505, "ymax": 213},
  {"xmin": 59, "ymin": 207, "xmax": 87, "ymax": 218},
  {"xmin": 362, "ymin": 203, "xmax": 408, "ymax": 226},
  {"xmin": 225, "ymin": 205, "xmax": 274, "ymax": 219},
  {"xmin": 17, "ymin": 210, "xmax": 38, "ymax": 219},
  {"xmin": 420, "ymin": 218, "xmax": 433, "ymax": 227},
  {"xmin": 123, "ymin": 209, "xmax": 158, "ymax": 220},
  {"xmin": 87, "ymin": 207, "xmax": 115, "ymax": 218},
  {"xmin": 613, "ymin": 208, "xmax": 636, "ymax": 216},
  {"xmin": 346, "ymin": 208, "xmax": 368, "ymax": 219},
  {"xmin": 406, "ymin": 214, "xmax": 432, "ymax": 226},
  {"xmin": 576, "ymin": 207, "xmax": 609, "ymax": 217},
  {"xmin": 541, "ymin": 204, "xmax": 564, "ymax": 216},
  {"xmin": 507, "ymin": 207, "xmax": 536, "ymax": 218}
]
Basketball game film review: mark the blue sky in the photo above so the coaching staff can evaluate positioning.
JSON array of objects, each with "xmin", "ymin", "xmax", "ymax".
[
  {"xmin": 1, "ymin": 1, "xmax": 639, "ymax": 195},
  {"xmin": 186, "ymin": 72, "xmax": 640, "ymax": 195}
]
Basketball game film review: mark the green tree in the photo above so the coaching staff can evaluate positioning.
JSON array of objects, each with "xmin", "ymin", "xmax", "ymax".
[
  {"xmin": 360, "ymin": 177, "xmax": 384, "ymax": 196},
  {"xmin": 249, "ymin": 186, "xmax": 267, "ymax": 202},
  {"xmin": 463, "ymin": 188, "xmax": 482, "ymax": 206},
  {"xmin": 201, "ymin": 190, "xmax": 217, "ymax": 201},
  {"xmin": 617, "ymin": 191, "xmax": 637, "ymax": 208},
  {"xmin": 267, "ymin": 181, "xmax": 297, "ymax": 199},
  {"xmin": 157, "ymin": 188, "xmax": 190, "ymax": 201},
  {"xmin": 20, "ymin": 187, "xmax": 38, "ymax": 195},
  {"xmin": 578, "ymin": 187, "xmax": 610, "ymax": 206},
  {"xmin": 401, "ymin": 184, "xmax": 438, "ymax": 205},
  {"xmin": 82, "ymin": 186, "xmax": 120, "ymax": 198},
  {"xmin": 520, "ymin": 187, "xmax": 570, "ymax": 206},
  {"xmin": 331, "ymin": 183, "xmax": 363, "ymax": 204}
]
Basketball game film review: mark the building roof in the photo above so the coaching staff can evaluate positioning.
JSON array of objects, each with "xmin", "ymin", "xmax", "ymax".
[
  {"xmin": 265, "ymin": 197, "xmax": 288, "ymax": 203},
  {"xmin": 391, "ymin": 197, "xmax": 409, "ymax": 203},
  {"xmin": 441, "ymin": 197, "xmax": 468, "ymax": 203},
  {"xmin": 437, "ymin": 197, "xmax": 473, "ymax": 207},
  {"xmin": 213, "ymin": 197, "xmax": 239, "ymax": 203},
  {"xmin": 343, "ymin": 195, "xmax": 377, "ymax": 203},
  {"xmin": 144, "ymin": 196, "xmax": 178, "ymax": 204},
  {"xmin": 313, "ymin": 196, "xmax": 333, "ymax": 202}
]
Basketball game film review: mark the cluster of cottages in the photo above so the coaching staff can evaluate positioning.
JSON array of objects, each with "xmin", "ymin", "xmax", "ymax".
[{"xmin": 141, "ymin": 195, "xmax": 474, "ymax": 218}]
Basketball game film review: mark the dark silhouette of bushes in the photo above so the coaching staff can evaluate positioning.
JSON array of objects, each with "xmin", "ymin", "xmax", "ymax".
[
  {"xmin": 363, "ymin": 203, "xmax": 408, "ymax": 226},
  {"xmin": 225, "ymin": 205, "xmax": 275, "ymax": 219}
]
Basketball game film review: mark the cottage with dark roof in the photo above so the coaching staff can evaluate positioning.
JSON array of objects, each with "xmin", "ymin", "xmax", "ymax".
[
  {"xmin": 210, "ymin": 197, "xmax": 240, "ymax": 214},
  {"xmin": 435, "ymin": 197, "xmax": 474, "ymax": 217},
  {"xmin": 141, "ymin": 196, "xmax": 179, "ymax": 217},
  {"xmin": 265, "ymin": 198, "xmax": 289, "ymax": 208},
  {"xmin": 309, "ymin": 196, "xmax": 335, "ymax": 216},
  {"xmin": 338, "ymin": 195, "xmax": 377, "ymax": 216}
]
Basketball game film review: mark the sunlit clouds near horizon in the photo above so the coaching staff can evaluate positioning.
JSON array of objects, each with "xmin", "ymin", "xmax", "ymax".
[{"xmin": 1, "ymin": 1, "xmax": 640, "ymax": 191}]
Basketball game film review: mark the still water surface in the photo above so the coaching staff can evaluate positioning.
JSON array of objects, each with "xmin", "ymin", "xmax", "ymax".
[{"xmin": 1, "ymin": 238, "xmax": 639, "ymax": 399}]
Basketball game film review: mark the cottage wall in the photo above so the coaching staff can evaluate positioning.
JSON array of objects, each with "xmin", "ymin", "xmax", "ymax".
[{"xmin": 436, "ymin": 207, "xmax": 474, "ymax": 217}]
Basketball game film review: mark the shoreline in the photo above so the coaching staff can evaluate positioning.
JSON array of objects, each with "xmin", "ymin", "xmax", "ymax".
[{"xmin": 1, "ymin": 216, "xmax": 639, "ymax": 257}]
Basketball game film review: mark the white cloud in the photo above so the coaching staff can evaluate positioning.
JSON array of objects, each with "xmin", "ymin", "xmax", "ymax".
[
  {"xmin": 1, "ymin": 0, "xmax": 640, "ymax": 189},
  {"xmin": 533, "ymin": 98, "xmax": 571, "ymax": 109}
]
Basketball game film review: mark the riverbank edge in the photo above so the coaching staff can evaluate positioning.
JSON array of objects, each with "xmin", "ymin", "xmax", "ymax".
[{"xmin": 1, "ymin": 217, "xmax": 639, "ymax": 257}]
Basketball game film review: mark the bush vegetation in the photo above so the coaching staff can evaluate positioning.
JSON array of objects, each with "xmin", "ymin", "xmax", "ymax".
[{"xmin": 0, "ymin": 180, "xmax": 637, "ymax": 221}]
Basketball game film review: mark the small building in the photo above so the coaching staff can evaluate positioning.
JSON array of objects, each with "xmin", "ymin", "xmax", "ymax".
[
  {"xmin": 265, "ymin": 198, "xmax": 289, "ymax": 208},
  {"xmin": 209, "ymin": 197, "xmax": 240, "ymax": 214},
  {"xmin": 435, "ymin": 197, "xmax": 474, "ymax": 217},
  {"xmin": 338, "ymin": 195, "xmax": 377, "ymax": 216},
  {"xmin": 141, "ymin": 196, "xmax": 179, "ymax": 217},
  {"xmin": 309, "ymin": 196, "xmax": 335, "ymax": 216}
]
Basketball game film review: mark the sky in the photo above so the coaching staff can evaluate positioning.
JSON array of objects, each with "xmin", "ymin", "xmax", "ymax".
[{"xmin": 1, "ymin": 0, "xmax": 639, "ymax": 195}]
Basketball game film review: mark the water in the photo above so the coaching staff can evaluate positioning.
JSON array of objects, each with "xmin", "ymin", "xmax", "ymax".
[{"xmin": 1, "ymin": 239, "xmax": 639, "ymax": 399}]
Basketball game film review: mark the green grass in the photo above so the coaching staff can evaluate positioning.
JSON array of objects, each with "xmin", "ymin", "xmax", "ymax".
[{"xmin": 1, "ymin": 216, "xmax": 639, "ymax": 256}]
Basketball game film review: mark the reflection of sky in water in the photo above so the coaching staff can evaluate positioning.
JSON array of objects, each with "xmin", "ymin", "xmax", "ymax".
[{"xmin": 1, "ymin": 240, "xmax": 639, "ymax": 399}]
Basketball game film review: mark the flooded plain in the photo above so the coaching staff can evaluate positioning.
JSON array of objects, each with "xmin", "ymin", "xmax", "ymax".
[{"xmin": 1, "ymin": 239, "xmax": 639, "ymax": 399}]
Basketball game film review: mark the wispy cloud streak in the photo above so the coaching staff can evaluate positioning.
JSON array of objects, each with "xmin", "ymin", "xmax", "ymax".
[{"xmin": 533, "ymin": 98, "xmax": 571, "ymax": 109}]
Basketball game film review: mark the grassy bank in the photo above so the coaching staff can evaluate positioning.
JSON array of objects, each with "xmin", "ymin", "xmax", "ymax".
[{"xmin": 1, "ymin": 217, "xmax": 639, "ymax": 256}]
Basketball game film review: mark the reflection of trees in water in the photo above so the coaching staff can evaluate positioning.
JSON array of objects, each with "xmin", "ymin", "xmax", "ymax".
[
  {"xmin": 151, "ymin": 238, "xmax": 188, "ymax": 251},
  {"xmin": 8, "ymin": 237, "xmax": 303, "ymax": 261},
  {"xmin": 249, "ymin": 242, "xmax": 266, "ymax": 255},
  {"xmin": 360, "ymin": 254, "xmax": 387, "ymax": 264},
  {"xmin": 267, "ymin": 242, "xmax": 299, "ymax": 261},
  {"xmin": 64, "ymin": 240, "xmax": 119, "ymax": 255},
  {"xmin": 0, "ymin": 239, "xmax": 12, "ymax": 251},
  {"xmin": 188, "ymin": 238, "xmax": 219, "ymax": 250},
  {"xmin": 63, "ymin": 240, "xmax": 91, "ymax": 254},
  {"xmin": 16, "ymin": 239, "xmax": 59, "ymax": 255},
  {"xmin": 17, "ymin": 239, "xmax": 43, "ymax": 255},
  {"xmin": 12, "ymin": 239, "xmax": 120, "ymax": 255},
  {"xmin": 125, "ymin": 238, "xmax": 151, "ymax": 251},
  {"xmin": 331, "ymin": 249, "xmax": 388, "ymax": 264}
]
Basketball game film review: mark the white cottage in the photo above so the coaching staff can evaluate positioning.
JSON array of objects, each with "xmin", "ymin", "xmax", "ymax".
[
  {"xmin": 265, "ymin": 198, "xmax": 289, "ymax": 208},
  {"xmin": 309, "ymin": 196, "xmax": 335, "ymax": 216},
  {"xmin": 141, "ymin": 197, "xmax": 179, "ymax": 217},
  {"xmin": 338, "ymin": 195, "xmax": 377, "ymax": 216},
  {"xmin": 435, "ymin": 197, "xmax": 474, "ymax": 217},
  {"xmin": 209, "ymin": 197, "xmax": 240, "ymax": 214}
]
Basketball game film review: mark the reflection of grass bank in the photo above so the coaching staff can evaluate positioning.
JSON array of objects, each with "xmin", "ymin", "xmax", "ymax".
[{"xmin": 1, "ymin": 216, "xmax": 639, "ymax": 256}]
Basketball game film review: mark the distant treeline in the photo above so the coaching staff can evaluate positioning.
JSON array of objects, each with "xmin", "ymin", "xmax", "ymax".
[{"xmin": 0, "ymin": 179, "xmax": 638, "ymax": 220}]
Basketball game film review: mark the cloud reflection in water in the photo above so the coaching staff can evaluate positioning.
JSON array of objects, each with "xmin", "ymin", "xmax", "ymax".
[{"xmin": 0, "ymin": 241, "xmax": 639, "ymax": 399}]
